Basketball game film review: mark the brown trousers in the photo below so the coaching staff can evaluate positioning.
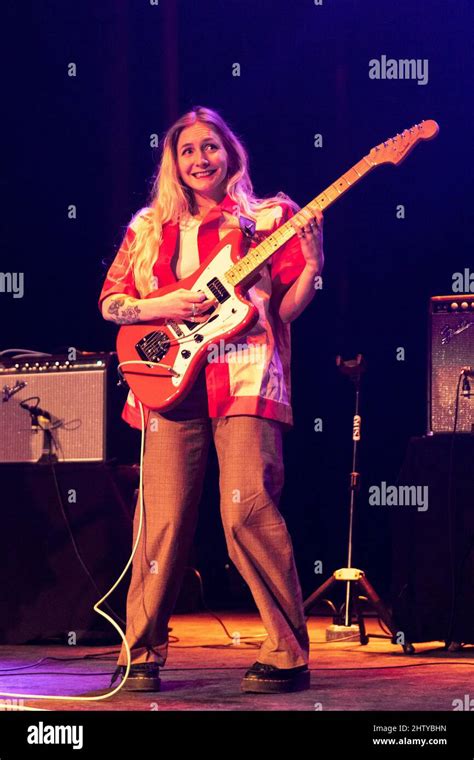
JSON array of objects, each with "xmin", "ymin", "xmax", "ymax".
[{"xmin": 117, "ymin": 413, "xmax": 309, "ymax": 669}]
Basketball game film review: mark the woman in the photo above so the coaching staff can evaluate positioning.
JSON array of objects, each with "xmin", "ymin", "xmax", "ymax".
[{"xmin": 99, "ymin": 106, "xmax": 324, "ymax": 694}]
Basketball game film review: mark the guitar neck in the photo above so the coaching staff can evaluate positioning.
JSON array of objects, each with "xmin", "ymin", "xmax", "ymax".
[{"xmin": 225, "ymin": 152, "xmax": 377, "ymax": 288}]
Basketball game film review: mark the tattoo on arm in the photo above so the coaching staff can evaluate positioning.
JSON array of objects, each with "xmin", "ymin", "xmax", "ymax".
[{"xmin": 107, "ymin": 297, "xmax": 141, "ymax": 324}]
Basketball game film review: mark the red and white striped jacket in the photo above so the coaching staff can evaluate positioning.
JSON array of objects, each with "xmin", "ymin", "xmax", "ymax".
[{"xmin": 98, "ymin": 192, "xmax": 306, "ymax": 430}]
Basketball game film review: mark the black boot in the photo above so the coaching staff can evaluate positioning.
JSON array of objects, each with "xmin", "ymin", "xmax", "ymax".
[
  {"xmin": 110, "ymin": 663, "xmax": 161, "ymax": 692},
  {"xmin": 241, "ymin": 661, "xmax": 310, "ymax": 693}
]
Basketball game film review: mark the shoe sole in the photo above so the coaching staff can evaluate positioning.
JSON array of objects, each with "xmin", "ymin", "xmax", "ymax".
[
  {"xmin": 120, "ymin": 676, "xmax": 161, "ymax": 692},
  {"xmin": 240, "ymin": 670, "xmax": 310, "ymax": 694}
]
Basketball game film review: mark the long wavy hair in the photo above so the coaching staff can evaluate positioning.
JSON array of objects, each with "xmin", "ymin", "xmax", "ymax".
[{"xmin": 126, "ymin": 105, "xmax": 299, "ymax": 297}]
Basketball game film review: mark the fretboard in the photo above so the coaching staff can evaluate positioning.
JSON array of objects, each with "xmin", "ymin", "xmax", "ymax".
[{"xmin": 225, "ymin": 153, "xmax": 377, "ymax": 288}]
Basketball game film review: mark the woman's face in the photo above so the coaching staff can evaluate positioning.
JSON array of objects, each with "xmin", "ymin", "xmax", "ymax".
[{"xmin": 176, "ymin": 123, "xmax": 228, "ymax": 203}]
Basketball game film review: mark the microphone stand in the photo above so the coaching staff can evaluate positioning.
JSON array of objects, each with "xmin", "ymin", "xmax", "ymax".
[
  {"xmin": 303, "ymin": 354, "xmax": 414, "ymax": 654},
  {"xmin": 19, "ymin": 401, "xmax": 60, "ymax": 464}
]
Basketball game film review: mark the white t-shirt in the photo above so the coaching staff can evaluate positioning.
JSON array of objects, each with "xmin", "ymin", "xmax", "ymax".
[{"xmin": 175, "ymin": 216, "xmax": 201, "ymax": 279}]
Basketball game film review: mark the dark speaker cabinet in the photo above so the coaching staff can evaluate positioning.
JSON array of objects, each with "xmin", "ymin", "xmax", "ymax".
[
  {"xmin": 391, "ymin": 435, "xmax": 474, "ymax": 644},
  {"xmin": 0, "ymin": 463, "xmax": 138, "ymax": 644}
]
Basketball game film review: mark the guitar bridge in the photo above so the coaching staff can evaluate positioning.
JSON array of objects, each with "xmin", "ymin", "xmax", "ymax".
[{"xmin": 136, "ymin": 330, "xmax": 171, "ymax": 367}]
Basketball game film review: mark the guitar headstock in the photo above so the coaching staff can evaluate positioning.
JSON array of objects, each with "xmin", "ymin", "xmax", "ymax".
[{"xmin": 367, "ymin": 119, "xmax": 439, "ymax": 166}]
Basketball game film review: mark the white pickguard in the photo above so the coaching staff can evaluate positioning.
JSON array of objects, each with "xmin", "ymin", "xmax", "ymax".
[{"xmin": 165, "ymin": 243, "xmax": 252, "ymax": 387}]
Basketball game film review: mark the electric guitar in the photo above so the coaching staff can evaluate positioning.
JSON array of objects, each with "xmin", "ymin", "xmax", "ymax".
[{"xmin": 116, "ymin": 119, "xmax": 439, "ymax": 410}]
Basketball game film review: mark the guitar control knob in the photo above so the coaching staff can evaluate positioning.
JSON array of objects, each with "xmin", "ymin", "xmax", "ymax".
[
  {"xmin": 194, "ymin": 334, "xmax": 203, "ymax": 343},
  {"xmin": 181, "ymin": 350, "xmax": 191, "ymax": 359}
]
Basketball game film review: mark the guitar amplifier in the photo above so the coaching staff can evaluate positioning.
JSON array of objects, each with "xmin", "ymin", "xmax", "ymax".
[
  {"xmin": 0, "ymin": 353, "xmax": 120, "ymax": 463},
  {"xmin": 428, "ymin": 295, "xmax": 474, "ymax": 434}
]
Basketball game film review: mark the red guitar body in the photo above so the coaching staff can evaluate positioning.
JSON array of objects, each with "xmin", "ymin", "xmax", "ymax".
[{"xmin": 116, "ymin": 229, "xmax": 260, "ymax": 410}]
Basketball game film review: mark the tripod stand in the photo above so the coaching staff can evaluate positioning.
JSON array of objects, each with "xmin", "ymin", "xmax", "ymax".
[{"xmin": 303, "ymin": 354, "xmax": 414, "ymax": 654}]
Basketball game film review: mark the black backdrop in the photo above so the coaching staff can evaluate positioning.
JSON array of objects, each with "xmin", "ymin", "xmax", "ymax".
[{"xmin": 3, "ymin": 0, "xmax": 473, "ymax": 609}]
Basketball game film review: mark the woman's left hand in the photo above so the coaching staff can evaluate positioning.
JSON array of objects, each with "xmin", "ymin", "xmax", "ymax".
[{"xmin": 289, "ymin": 210, "xmax": 324, "ymax": 273}]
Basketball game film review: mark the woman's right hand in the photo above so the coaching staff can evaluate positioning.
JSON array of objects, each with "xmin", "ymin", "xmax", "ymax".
[{"xmin": 149, "ymin": 288, "xmax": 217, "ymax": 322}]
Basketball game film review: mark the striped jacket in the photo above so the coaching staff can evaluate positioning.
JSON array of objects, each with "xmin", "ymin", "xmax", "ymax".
[{"xmin": 98, "ymin": 192, "xmax": 306, "ymax": 430}]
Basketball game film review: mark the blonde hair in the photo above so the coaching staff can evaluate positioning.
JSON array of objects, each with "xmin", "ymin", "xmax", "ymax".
[{"xmin": 126, "ymin": 105, "xmax": 299, "ymax": 297}]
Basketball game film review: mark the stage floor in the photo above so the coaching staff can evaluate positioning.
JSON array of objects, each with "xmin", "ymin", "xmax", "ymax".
[{"xmin": 0, "ymin": 613, "xmax": 472, "ymax": 712}]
